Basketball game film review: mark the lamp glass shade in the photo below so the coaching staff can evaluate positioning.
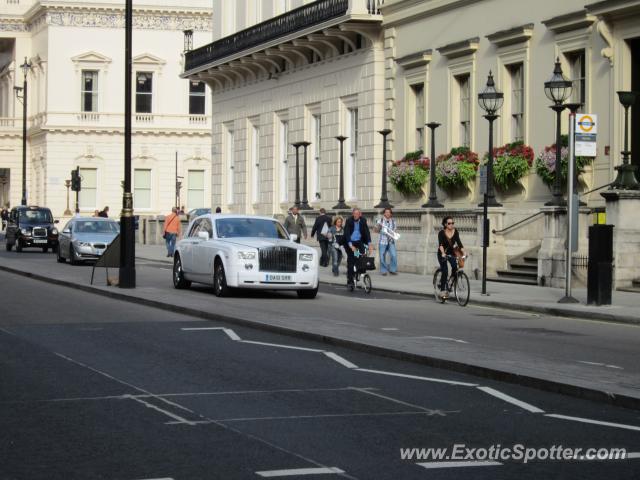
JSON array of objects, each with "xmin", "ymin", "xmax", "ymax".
[
  {"xmin": 478, "ymin": 71, "xmax": 503, "ymax": 114},
  {"xmin": 617, "ymin": 91, "xmax": 639, "ymax": 108},
  {"xmin": 544, "ymin": 59, "xmax": 572, "ymax": 104},
  {"xmin": 20, "ymin": 57, "xmax": 31, "ymax": 77}
]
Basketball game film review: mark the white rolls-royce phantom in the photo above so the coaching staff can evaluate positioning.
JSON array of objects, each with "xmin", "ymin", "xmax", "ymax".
[{"xmin": 172, "ymin": 214, "xmax": 319, "ymax": 299}]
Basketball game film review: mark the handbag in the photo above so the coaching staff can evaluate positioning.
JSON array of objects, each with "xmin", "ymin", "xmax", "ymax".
[
  {"xmin": 357, "ymin": 255, "xmax": 376, "ymax": 273},
  {"xmin": 453, "ymin": 247, "xmax": 465, "ymax": 268}
]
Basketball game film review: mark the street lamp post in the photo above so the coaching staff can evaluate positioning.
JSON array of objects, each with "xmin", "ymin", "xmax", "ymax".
[
  {"xmin": 120, "ymin": 0, "xmax": 136, "ymax": 288},
  {"xmin": 300, "ymin": 141, "xmax": 312, "ymax": 210},
  {"xmin": 374, "ymin": 129, "xmax": 393, "ymax": 209},
  {"xmin": 333, "ymin": 136, "xmax": 350, "ymax": 210},
  {"xmin": 64, "ymin": 180, "xmax": 72, "ymax": 216},
  {"xmin": 291, "ymin": 142, "xmax": 303, "ymax": 208},
  {"xmin": 611, "ymin": 91, "xmax": 640, "ymax": 190},
  {"xmin": 422, "ymin": 122, "xmax": 443, "ymax": 208},
  {"xmin": 478, "ymin": 71, "xmax": 504, "ymax": 295},
  {"xmin": 544, "ymin": 58, "xmax": 573, "ymax": 206},
  {"xmin": 14, "ymin": 57, "xmax": 31, "ymax": 206}
]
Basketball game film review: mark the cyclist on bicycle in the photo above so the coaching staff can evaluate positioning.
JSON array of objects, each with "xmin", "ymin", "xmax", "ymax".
[
  {"xmin": 437, "ymin": 216, "xmax": 465, "ymax": 299},
  {"xmin": 344, "ymin": 208, "xmax": 373, "ymax": 288}
]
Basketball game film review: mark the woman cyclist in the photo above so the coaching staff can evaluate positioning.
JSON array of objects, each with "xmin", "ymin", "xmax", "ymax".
[{"xmin": 437, "ymin": 216, "xmax": 465, "ymax": 299}]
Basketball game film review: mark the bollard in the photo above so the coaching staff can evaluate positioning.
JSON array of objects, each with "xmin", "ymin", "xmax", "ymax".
[{"xmin": 587, "ymin": 225, "xmax": 613, "ymax": 305}]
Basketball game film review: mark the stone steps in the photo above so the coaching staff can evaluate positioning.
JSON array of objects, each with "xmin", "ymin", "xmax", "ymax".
[{"xmin": 488, "ymin": 248, "xmax": 539, "ymax": 286}]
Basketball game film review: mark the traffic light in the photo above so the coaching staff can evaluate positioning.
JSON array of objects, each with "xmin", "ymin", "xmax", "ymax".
[{"xmin": 71, "ymin": 167, "xmax": 81, "ymax": 192}]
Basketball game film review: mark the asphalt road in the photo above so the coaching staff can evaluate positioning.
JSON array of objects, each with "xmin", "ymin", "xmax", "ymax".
[
  {"xmin": 1, "ymin": 247, "xmax": 639, "ymax": 401},
  {"xmin": 1, "ymin": 270, "xmax": 640, "ymax": 480}
]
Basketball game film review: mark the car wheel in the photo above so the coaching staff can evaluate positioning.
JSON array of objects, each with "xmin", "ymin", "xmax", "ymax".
[
  {"xmin": 173, "ymin": 255, "xmax": 191, "ymax": 289},
  {"xmin": 213, "ymin": 261, "xmax": 230, "ymax": 297},
  {"xmin": 297, "ymin": 286, "xmax": 318, "ymax": 299},
  {"xmin": 5, "ymin": 242, "xmax": 12, "ymax": 252},
  {"xmin": 15, "ymin": 240, "xmax": 22, "ymax": 252},
  {"xmin": 56, "ymin": 246, "xmax": 66, "ymax": 263},
  {"xmin": 69, "ymin": 245, "xmax": 79, "ymax": 266}
]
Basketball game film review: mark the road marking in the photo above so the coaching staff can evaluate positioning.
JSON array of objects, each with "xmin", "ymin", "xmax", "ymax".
[
  {"xmin": 381, "ymin": 328, "xmax": 398, "ymax": 331},
  {"xmin": 239, "ymin": 340, "xmax": 324, "ymax": 352},
  {"xmin": 323, "ymin": 352, "xmax": 358, "ymax": 369},
  {"xmin": 351, "ymin": 387, "xmax": 454, "ymax": 416},
  {"xmin": 477, "ymin": 386, "xmax": 544, "ymax": 414},
  {"xmin": 417, "ymin": 461, "xmax": 502, "ymax": 469},
  {"xmin": 356, "ymin": 368, "xmax": 478, "ymax": 387},
  {"xmin": 127, "ymin": 395, "xmax": 198, "ymax": 426},
  {"xmin": 181, "ymin": 327, "xmax": 241, "ymax": 341},
  {"xmin": 627, "ymin": 452, "xmax": 640, "ymax": 459},
  {"xmin": 545, "ymin": 414, "xmax": 640, "ymax": 432},
  {"xmin": 577, "ymin": 361, "xmax": 624, "ymax": 370},
  {"xmin": 417, "ymin": 336, "xmax": 469, "ymax": 344},
  {"xmin": 256, "ymin": 467, "xmax": 345, "ymax": 477}
]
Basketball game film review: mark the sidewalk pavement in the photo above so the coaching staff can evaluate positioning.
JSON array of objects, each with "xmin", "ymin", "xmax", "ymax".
[{"xmin": 138, "ymin": 243, "xmax": 640, "ymax": 324}]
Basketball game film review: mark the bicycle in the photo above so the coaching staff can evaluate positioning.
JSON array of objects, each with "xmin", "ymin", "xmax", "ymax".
[
  {"xmin": 348, "ymin": 249, "xmax": 373, "ymax": 294},
  {"xmin": 432, "ymin": 255, "xmax": 470, "ymax": 306}
]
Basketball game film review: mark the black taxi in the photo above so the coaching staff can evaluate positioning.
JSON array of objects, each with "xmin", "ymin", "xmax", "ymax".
[{"xmin": 5, "ymin": 206, "xmax": 59, "ymax": 253}]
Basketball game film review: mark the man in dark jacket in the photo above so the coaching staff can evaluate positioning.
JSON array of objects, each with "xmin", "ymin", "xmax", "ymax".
[
  {"xmin": 343, "ymin": 208, "xmax": 373, "ymax": 287},
  {"xmin": 311, "ymin": 208, "xmax": 332, "ymax": 267}
]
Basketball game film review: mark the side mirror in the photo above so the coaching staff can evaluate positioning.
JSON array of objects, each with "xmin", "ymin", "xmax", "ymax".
[
  {"xmin": 197, "ymin": 231, "xmax": 210, "ymax": 240},
  {"xmin": 289, "ymin": 234, "xmax": 298, "ymax": 242},
  {"xmin": 54, "ymin": 220, "xmax": 59, "ymax": 224},
  {"xmin": 62, "ymin": 228, "xmax": 71, "ymax": 234}
]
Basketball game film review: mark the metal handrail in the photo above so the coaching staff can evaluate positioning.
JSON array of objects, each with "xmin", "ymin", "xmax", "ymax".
[
  {"xmin": 492, "ymin": 211, "xmax": 544, "ymax": 235},
  {"xmin": 579, "ymin": 182, "xmax": 614, "ymax": 197}
]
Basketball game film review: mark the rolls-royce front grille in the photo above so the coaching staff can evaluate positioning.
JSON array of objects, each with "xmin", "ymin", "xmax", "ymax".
[
  {"xmin": 32, "ymin": 227, "xmax": 47, "ymax": 237},
  {"xmin": 258, "ymin": 247, "xmax": 297, "ymax": 273}
]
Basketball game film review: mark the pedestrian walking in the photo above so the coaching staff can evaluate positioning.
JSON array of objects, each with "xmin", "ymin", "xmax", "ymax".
[
  {"xmin": 343, "ymin": 208, "xmax": 373, "ymax": 287},
  {"xmin": 283, "ymin": 206, "xmax": 307, "ymax": 243},
  {"xmin": 376, "ymin": 208, "xmax": 398, "ymax": 276},
  {"xmin": 163, "ymin": 207, "xmax": 182, "ymax": 257},
  {"xmin": 215, "ymin": 206, "xmax": 222, "ymax": 213},
  {"xmin": 328, "ymin": 216, "xmax": 345, "ymax": 276},
  {"xmin": 98, "ymin": 206, "xmax": 109, "ymax": 218},
  {"xmin": 1, "ymin": 207, "xmax": 8, "ymax": 232},
  {"xmin": 437, "ymin": 216, "xmax": 465, "ymax": 299},
  {"xmin": 311, "ymin": 208, "xmax": 332, "ymax": 267}
]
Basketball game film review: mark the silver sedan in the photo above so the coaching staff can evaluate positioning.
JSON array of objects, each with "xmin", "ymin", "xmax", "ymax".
[{"xmin": 56, "ymin": 217, "xmax": 119, "ymax": 265}]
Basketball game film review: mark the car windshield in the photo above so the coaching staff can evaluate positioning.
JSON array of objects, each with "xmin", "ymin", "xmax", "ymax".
[
  {"xmin": 215, "ymin": 218, "xmax": 288, "ymax": 239},
  {"xmin": 74, "ymin": 221, "xmax": 119, "ymax": 234},
  {"xmin": 19, "ymin": 209, "xmax": 53, "ymax": 224}
]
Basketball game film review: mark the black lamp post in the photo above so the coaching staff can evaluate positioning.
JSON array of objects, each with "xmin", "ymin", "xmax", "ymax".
[
  {"xmin": 375, "ymin": 129, "xmax": 393, "ymax": 209},
  {"xmin": 611, "ymin": 91, "xmax": 639, "ymax": 190},
  {"xmin": 120, "ymin": 0, "xmax": 136, "ymax": 288},
  {"xmin": 291, "ymin": 142, "xmax": 303, "ymax": 207},
  {"xmin": 422, "ymin": 122, "xmax": 443, "ymax": 208},
  {"xmin": 477, "ymin": 71, "xmax": 504, "ymax": 295},
  {"xmin": 544, "ymin": 58, "xmax": 573, "ymax": 206},
  {"xmin": 14, "ymin": 57, "xmax": 31, "ymax": 206},
  {"xmin": 300, "ymin": 141, "xmax": 312, "ymax": 210},
  {"xmin": 333, "ymin": 136, "xmax": 350, "ymax": 210}
]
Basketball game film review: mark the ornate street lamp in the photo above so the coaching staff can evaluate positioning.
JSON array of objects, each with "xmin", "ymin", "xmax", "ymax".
[
  {"xmin": 300, "ymin": 141, "xmax": 312, "ymax": 210},
  {"xmin": 611, "ymin": 91, "xmax": 639, "ymax": 190},
  {"xmin": 374, "ymin": 129, "xmax": 393, "ymax": 209},
  {"xmin": 422, "ymin": 122, "xmax": 443, "ymax": 208},
  {"xmin": 14, "ymin": 57, "xmax": 31, "ymax": 206},
  {"xmin": 291, "ymin": 142, "xmax": 303, "ymax": 207},
  {"xmin": 477, "ymin": 71, "xmax": 504, "ymax": 295},
  {"xmin": 544, "ymin": 58, "xmax": 573, "ymax": 206},
  {"xmin": 333, "ymin": 136, "xmax": 350, "ymax": 210}
]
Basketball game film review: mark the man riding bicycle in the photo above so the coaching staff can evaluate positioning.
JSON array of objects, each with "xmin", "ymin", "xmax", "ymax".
[
  {"xmin": 344, "ymin": 208, "xmax": 373, "ymax": 289},
  {"xmin": 437, "ymin": 216, "xmax": 465, "ymax": 299}
]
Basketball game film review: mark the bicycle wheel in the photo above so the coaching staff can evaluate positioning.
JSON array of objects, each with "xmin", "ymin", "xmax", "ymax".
[
  {"xmin": 433, "ymin": 269, "xmax": 445, "ymax": 303},
  {"xmin": 363, "ymin": 274, "xmax": 372, "ymax": 294},
  {"xmin": 454, "ymin": 271, "xmax": 470, "ymax": 306}
]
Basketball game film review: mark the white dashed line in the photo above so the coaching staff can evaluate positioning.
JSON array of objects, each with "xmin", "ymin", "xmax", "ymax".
[
  {"xmin": 381, "ymin": 328, "xmax": 398, "ymax": 331},
  {"xmin": 627, "ymin": 452, "xmax": 640, "ymax": 459},
  {"xmin": 181, "ymin": 327, "xmax": 241, "ymax": 341},
  {"xmin": 239, "ymin": 340, "xmax": 324, "ymax": 352},
  {"xmin": 356, "ymin": 368, "xmax": 478, "ymax": 387},
  {"xmin": 417, "ymin": 461, "xmax": 502, "ymax": 469},
  {"xmin": 256, "ymin": 467, "xmax": 345, "ymax": 477},
  {"xmin": 418, "ymin": 336, "xmax": 469, "ymax": 344},
  {"xmin": 476, "ymin": 386, "xmax": 544, "ymax": 414},
  {"xmin": 545, "ymin": 414, "xmax": 640, "ymax": 432},
  {"xmin": 323, "ymin": 352, "xmax": 359, "ymax": 369},
  {"xmin": 577, "ymin": 361, "xmax": 624, "ymax": 370},
  {"xmin": 127, "ymin": 395, "xmax": 198, "ymax": 426}
]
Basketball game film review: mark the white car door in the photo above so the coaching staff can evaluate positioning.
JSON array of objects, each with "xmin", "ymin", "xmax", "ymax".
[
  {"xmin": 192, "ymin": 217, "xmax": 215, "ymax": 280},
  {"xmin": 179, "ymin": 219, "xmax": 203, "ymax": 276}
]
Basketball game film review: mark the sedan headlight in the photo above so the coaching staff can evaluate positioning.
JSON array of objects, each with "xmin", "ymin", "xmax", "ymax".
[
  {"xmin": 76, "ymin": 242, "xmax": 90, "ymax": 247},
  {"xmin": 299, "ymin": 253, "xmax": 314, "ymax": 262},
  {"xmin": 237, "ymin": 251, "xmax": 256, "ymax": 260},
  {"xmin": 51, "ymin": 228, "xmax": 58, "ymax": 235},
  {"xmin": 20, "ymin": 228, "xmax": 30, "ymax": 235}
]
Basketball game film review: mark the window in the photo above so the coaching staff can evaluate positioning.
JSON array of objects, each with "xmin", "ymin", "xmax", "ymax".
[
  {"xmin": 134, "ymin": 169, "xmax": 151, "ymax": 209},
  {"xmin": 226, "ymin": 128, "xmax": 235, "ymax": 205},
  {"xmin": 456, "ymin": 74, "xmax": 471, "ymax": 147},
  {"xmin": 411, "ymin": 84, "xmax": 425, "ymax": 150},
  {"xmin": 251, "ymin": 125, "xmax": 260, "ymax": 204},
  {"xmin": 187, "ymin": 170, "xmax": 205, "ymax": 208},
  {"xmin": 312, "ymin": 113, "xmax": 321, "ymax": 199},
  {"xmin": 347, "ymin": 108, "xmax": 358, "ymax": 199},
  {"xmin": 81, "ymin": 70, "xmax": 98, "ymax": 112},
  {"xmin": 78, "ymin": 168, "xmax": 97, "ymax": 210},
  {"xmin": 135, "ymin": 72, "xmax": 153, "ymax": 113},
  {"xmin": 279, "ymin": 119, "xmax": 289, "ymax": 203},
  {"xmin": 566, "ymin": 50, "xmax": 586, "ymax": 112},
  {"xmin": 189, "ymin": 81, "xmax": 206, "ymax": 115},
  {"xmin": 509, "ymin": 63, "xmax": 524, "ymax": 142}
]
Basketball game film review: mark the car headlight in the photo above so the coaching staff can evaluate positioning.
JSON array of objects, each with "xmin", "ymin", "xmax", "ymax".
[
  {"xmin": 299, "ymin": 253, "xmax": 314, "ymax": 262},
  {"xmin": 77, "ymin": 242, "xmax": 90, "ymax": 247},
  {"xmin": 51, "ymin": 228, "xmax": 58, "ymax": 235},
  {"xmin": 237, "ymin": 251, "xmax": 256, "ymax": 260},
  {"xmin": 20, "ymin": 228, "xmax": 30, "ymax": 235}
]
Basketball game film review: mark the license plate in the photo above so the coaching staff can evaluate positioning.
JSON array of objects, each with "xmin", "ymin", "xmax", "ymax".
[
  {"xmin": 33, "ymin": 239, "xmax": 47, "ymax": 244},
  {"xmin": 265, "ymin": 274, "xmax": 292, "ymax": 282},
  {"xmin": 95, "ymin": 250, "xmax": 104, "ymax": 256}
]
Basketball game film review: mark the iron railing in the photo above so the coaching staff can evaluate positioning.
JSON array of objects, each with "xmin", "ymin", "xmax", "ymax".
[
  {"xmin": 185, "ymin": 0, "xmax": 349, "ymax": 71},
  {"xmin": 367, "ymin": 0, "xmax": 384, "ymax": 14},
  {"xmin": 259, "ymin": 246, "xmax": 298, "ymax": 273}
]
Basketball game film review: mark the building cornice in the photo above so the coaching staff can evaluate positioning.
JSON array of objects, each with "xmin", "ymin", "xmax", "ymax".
[
  {"xmin": 542, "ymin": 10, "xmax": 597, "ymax": 34},
  {"xmin": 586, "ymin": 0, "xmax": 640, "ymax": 19},
  {"xmin": 436, "ymin": 37, "xmax": 480, "ymax": 59},
  {"xmin": 486, "ymin": 23, "xmax": 534, "ymax": 48},
  {"xmin": 381, "ymin": 0, "xmax": 484, "ymax": 28}
]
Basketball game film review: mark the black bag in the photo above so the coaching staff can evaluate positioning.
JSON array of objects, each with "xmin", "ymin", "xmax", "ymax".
[{"xmin": 357, "ymin": 255, "xmax": 376, "ymax": 273}]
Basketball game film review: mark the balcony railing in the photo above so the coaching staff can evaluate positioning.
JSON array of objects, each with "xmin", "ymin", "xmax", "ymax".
[
  {"xmin": 0, "ymin": 117, "xmax": 17, "ymax": 127},
  {"xmin": 26, "ymin": 112, "xmax": 211, "ymax": 131},
  {"xmin": 185, "ymin": 0, "xmax": 351, "ymax": 72}
]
